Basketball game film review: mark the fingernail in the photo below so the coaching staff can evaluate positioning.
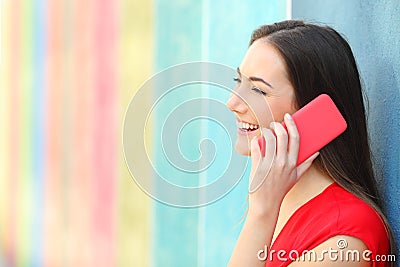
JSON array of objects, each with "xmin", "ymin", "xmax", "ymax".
[
  {"xmin": 285, "ymin": 113, "xmax": 292, "ymax": 120},
  {"xmin": 261, "ymin": 127, "xmax": 267, "ymax": 134},
  {"xmin": 269, "ymin": 122, "xmax": 274, "ymax": 129}
]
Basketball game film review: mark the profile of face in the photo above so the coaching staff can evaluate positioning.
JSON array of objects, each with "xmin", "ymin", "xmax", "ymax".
[{"xmin": 226, "ymin": 40, "xmax": 297, "ymax": 156}]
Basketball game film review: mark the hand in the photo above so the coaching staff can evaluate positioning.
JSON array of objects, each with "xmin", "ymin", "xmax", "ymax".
[{"xmin": 248, "ymin": 113, "xmax": 320, "ymax": 217}]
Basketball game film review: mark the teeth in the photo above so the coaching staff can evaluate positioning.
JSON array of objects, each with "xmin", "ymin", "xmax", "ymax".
[{"xmin": 237, "ymin": 121, "xmax": 259, "ymax": 130}]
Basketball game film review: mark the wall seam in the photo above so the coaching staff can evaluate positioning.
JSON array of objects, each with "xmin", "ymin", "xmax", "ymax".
[{"xmin": 286, "ymin": 0, "xmax": 292, "ymax": 20}]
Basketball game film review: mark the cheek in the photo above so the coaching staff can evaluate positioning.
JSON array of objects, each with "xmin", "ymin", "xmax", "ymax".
[
  {"xmin": 251, "ymin": 101, "xmax": 283, "ymax": 127},
  {"xmin": 268, "ymin": 98, "xmax": 297, "ymax": 122},
  {"xmin": 270, "ymin": 104, "xmax": 287, "ymax": 122},
  {"xmin": 248, "ymin": 99, "xmax": 275, "ymax": 127}
]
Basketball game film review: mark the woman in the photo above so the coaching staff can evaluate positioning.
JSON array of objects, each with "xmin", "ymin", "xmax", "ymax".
[{"xmin": 226, "ymin": 20, "xmax": 394, "ymax": 267}]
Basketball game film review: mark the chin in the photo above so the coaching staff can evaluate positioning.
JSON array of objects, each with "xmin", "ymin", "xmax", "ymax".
[{"xmin": 235, "ymin": 140, "xmax": 251, "ymax": 156}]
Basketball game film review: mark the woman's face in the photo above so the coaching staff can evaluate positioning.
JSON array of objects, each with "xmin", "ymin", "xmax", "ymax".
[{"xmin": 226, "ymin": 40, "xmax": 297, "ymax": 156}]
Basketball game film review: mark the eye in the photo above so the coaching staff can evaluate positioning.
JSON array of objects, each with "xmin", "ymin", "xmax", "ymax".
[
  {"xmin": 233, "ymin": 77, "xmax": 241, "ymax": 83},
  {"xmin": 251, "ymin": 87, "xmax": 267, "ymax": 95}
]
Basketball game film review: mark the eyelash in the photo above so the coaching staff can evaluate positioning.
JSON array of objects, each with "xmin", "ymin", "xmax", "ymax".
[
  {"xmin": 233, "ymin": 77, "xmax": 267, "ymax": 96},
  {"xmin": 252, "ymin": 87, "xmax": 267, "ymax": 95}
]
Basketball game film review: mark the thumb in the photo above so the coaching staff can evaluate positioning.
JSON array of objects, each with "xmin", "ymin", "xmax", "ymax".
[{"xmin": 296, "ymin": 152, "xmax": 320, "ymax": 180}]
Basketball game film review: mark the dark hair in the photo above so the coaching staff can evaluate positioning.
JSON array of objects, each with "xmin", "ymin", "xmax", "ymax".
[{"xmin": 249, "ymin": 20, "xmax": 395, "ymax": 260}]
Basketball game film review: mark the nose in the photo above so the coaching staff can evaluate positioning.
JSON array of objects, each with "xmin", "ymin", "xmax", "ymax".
[{"xmin": 226, "ymin": 91, "xmax": 247, "ymax": 114}]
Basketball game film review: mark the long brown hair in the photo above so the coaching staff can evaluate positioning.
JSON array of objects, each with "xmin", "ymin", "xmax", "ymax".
[{"xmin": 249, "ymin": 20, "xmax": 395, "ymax": 261}]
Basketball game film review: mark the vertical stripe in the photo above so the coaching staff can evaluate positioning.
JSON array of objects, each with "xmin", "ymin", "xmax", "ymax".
[
  {"xmin": 44, "ymin": 0, "xmax": 64, "ymax": 265},
  {"xmin": 0, "ymin": 0, "xmax": 5, "ymax": 224},
  {"xmin": 200, "ymin": 1, "xmax": 287, "ymax": 265},
  {"xmin": 69, "ymin": 0, "xmax": 95, "ymax": 264},
  {"xmin": 93, "ymin": 0, "xmax": 118, "ymax": 266},
  {"xmin": 0, "ymin": 0, "xmax": 11, "ymax": 264},
  {"xmin": 6, "ymin": 0, "xmax": 21, "ymax": 265},
  {"xmin": 31, "ymin": 0, "xmax": 46, "ymax": 265},
  {"xmin": 18, "ymin": 0, "xmax": 34, "ymax": 266},
  {"xmin": 60, "ymin": 0, "xmax": 74, "ymax": 265},
  {"xmin": 153, "ymin": 1, "xmax": 202, "ymax": 266},
  {"xmin": 198, "ymin": 1, "xmax": 210, "ymax": 266},
  {"xmin": 286, "ymin": 0, "xmax": 292, "ymax": 19},
  {"xmin": 0, "ymin": 0, "xmax": 6, "ymax": 244},
  {"xmin": 0, "ymin": 0, "xmax": 2, "ymax": 65},
  {"xmin": 117, "ymin": 0, "xmax": 152, "ymax": 265}
]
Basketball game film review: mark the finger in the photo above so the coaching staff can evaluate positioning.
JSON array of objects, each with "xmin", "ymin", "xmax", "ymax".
[
  {"xmin": 262, "ymin": 128, "xmax": 276, "ymax": 160},
  {"xmin": 296, "ymin": 152, "xmax": 320, "ymax": 179},
  {"xmin": 284, "ymin": 113, "xmax": 300, "ymax": 166},
  {"xmin": 249, "ymin": 136, "xmax": 263, "ymax": 193},
  {"xmin": 249, "ymin": 130, "xmax": 275, "ymax": 193},
  {"xmin": 270, "ymin": 122, "xmax": 288, "ymax": 162},
  {"xmin": 250, "ymin": 136, "xmax": 261, "ymax": 167}
]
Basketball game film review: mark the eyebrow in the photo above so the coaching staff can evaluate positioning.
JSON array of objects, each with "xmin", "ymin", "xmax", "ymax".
[{"xmin": 237, "ymin": 67, "xmax": 274, "ymax": 88}]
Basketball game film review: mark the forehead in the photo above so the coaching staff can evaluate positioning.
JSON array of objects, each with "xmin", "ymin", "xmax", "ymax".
[{"xmin": 239, "ymin": 39, "xmax": 288, "ymax": 80}]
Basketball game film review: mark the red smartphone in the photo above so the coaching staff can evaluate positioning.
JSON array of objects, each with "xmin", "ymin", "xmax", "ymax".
[{"xmin": 258, "ymin": 94, "xmax": 347, "ymax": 165}]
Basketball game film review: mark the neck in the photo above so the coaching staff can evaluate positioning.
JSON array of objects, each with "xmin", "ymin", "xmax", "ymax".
[{"xmin": 283, "ymin": 164, "xmax": 334, "ymax": 207}]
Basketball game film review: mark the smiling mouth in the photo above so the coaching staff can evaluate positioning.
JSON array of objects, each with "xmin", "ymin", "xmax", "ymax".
[{"xmin": 236, "ymin": 121, "xmax": 260, "ymax": 132}]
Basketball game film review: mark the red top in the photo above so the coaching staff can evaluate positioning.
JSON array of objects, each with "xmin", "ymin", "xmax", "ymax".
[{"xmin": 265, "ymin": 182, "xmax": 390, "ymax": 266}]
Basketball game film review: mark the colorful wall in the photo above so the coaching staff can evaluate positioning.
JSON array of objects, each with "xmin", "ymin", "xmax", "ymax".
[
  {"xmin": 0, "ymin": 0, "xmax": 152, "ymax": 266},
  {"xmin": 1, "ymin": 0, "xmax": 399, "ymax": 266}
]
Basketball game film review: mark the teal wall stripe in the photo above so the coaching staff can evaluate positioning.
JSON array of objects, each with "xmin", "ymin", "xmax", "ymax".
[
  {"xmin": 153, "ymin": 1, "xmax": 203, "ymax": 266},
  {"xmin": 153, "ymin": 1, "xmax": 287, "ymax": 266},
  {"xmin": 202, "ymin": 2, "xmax": 287, "ymax": 266},
  {"xmin": 32, "ymin": 0, "xmax": 46, "ymax": 265}
]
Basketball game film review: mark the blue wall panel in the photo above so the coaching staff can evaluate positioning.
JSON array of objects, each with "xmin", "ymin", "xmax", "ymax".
[
  {"xmin": 153, "ymin": 1, "xmax": 203, "ymax": 266},
  {"xmin": 202, "ymin": 2, "xmax": 287, "ymax": 266},
  {"xmin": 153, "ymin": 1, "xmax": 287, "ymax": 266},
  {"xmin": 293, "ymin": 0, "xmax": 400, "ymax": 262}
]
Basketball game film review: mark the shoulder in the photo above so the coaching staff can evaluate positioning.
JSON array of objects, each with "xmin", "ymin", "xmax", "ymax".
[
  {"xmin": 272, "ymin": 183, "xmax": 389, "ymax": 266},
  {"xmin": 272, "ymin": 183, "xmax": 389, "ymax": 259},
  {"xmin": 288, "ymin": 183, "xmax": 387, "ymax": 237},
  {"xmin": 321, "ymin": 183, "xmax": 388, "ymax": 248},
  {"xmin": 300, "ymin": 184, "xmax": 389, "ymax": 262},
  {"xmin": 283, "ymin": 183, "xmax": 390, "ymax": 266}
]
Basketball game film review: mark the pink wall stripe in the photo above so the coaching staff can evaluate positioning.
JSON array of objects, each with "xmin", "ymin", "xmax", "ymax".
[
  {"xmin": 68, "ymin": 0, "xmax": 95, "ymax": 264},
  {"xmin": 92, "ymin": 0, "xmax": 118, "ymax": 265},
  {"xmin": 61, "ymin": 0, "xmax": 76, "ymax": 265},
  {"xmin": 44, "ymin": 0, "xmax": 64, "ymax": 265},
  {"xmin": 0, "ymin": 0, "xmax": 10, "ymax": 262}
]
